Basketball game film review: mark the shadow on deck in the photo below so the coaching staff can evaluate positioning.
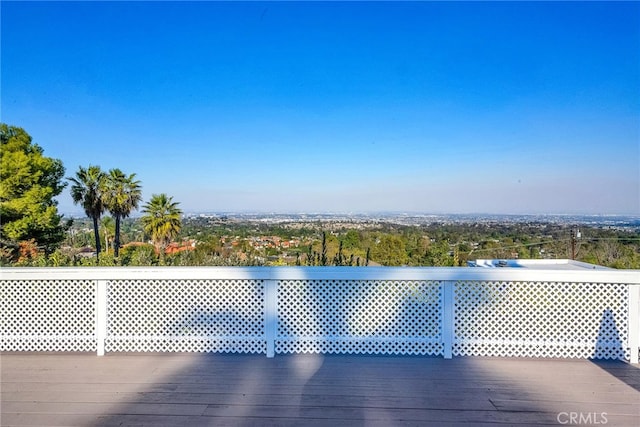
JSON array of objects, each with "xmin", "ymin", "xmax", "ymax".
[{"xmin": 1, "ymin": 353, "xmax": 639, "ymax": 426}]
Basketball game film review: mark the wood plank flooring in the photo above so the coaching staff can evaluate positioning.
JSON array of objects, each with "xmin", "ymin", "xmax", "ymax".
[{"xmin": 1, "ymin": 353, "xmax": 638, "ymax": 426}]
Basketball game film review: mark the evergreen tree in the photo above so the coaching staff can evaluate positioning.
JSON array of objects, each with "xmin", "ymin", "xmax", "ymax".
[
  {"xmin": 1, "ymin": 124, "xmax": 68, "ymax": 256},
  {"xmin": 320, "ymin": 231, "xmax": 328, "ymax": 266}
]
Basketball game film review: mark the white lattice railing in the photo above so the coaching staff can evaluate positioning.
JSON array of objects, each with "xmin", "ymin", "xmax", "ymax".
[{"xmin": 1, "ymin": 267, "xmax": 639, "ymax": 363}]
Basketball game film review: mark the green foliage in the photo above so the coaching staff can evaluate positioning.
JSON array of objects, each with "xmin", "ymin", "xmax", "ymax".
[
  {"xmin": 120, "ymin": 244, "xmax": 158, "ymax": 266},
  {"xmin": 163, "ymin": 244, "xmax": 263, "ymax": 267},
  {"xmin": 423, "ymin": 240, "xmax": 454, "ymax": 266},
  {"xmin": 8, "ymin": 213, "xmax": 640, "ymax": 268},
  {"xmin": 0, "ymin": 124, "xmax": 68, "ymax": 255},
  {"xmin": 370, "ymin": 234, "xmax": 408, "ymax": 266},
  {"xmin": 140, "ymin": 194, "xmax": 182, "ymax": 263},
  {"xmin": 103, "ymin": 168, "xmax": 142, "ymax": 258},
  {"xmin": 583, "ymin": 239, "xmax": 640, "ymax": 269},
  {"xmin": 101, "ymin": 216, "xmax": 115, "ymax": 253},
  {"xmin": 41, "ymin": 249, "xmax": 74, "ymax": 267},
  {"xmin": 77, "ymin": 253, "xmax": 118, "ymax": 267},
  {"xmin": 342, "ymin": 230, "xmax": 361, "ymax": 250},
  {"xmin": 68, "ymin": 165, "xmax": 106, "ymax": 258},
  {"xmin": 320, "ymin": 231, "xmax": 328, "ymax": 266}
]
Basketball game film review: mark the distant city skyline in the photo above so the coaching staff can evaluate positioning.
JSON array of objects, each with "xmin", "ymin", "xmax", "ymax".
[{"xmin": 2, "ymin": 1, "xmax": 638, "ymax": 215}]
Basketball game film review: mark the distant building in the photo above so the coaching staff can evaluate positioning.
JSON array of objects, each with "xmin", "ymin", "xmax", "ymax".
[
  {"xmin": 165, "ymin": 240, "xmax": 197, "ymax": 255},
  {"xmin": 467, "ymin": 259, "xmax": 610, "ymax": 270}
]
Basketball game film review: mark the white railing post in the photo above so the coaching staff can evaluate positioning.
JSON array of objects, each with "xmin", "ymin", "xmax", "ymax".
[
  {"xmin": 96, "ymin": 280, "xmax": 107, "ymax": 356},
  {"xmin": 629, "ymin": 284, "xmax": 639, "ymax": 364},
  {"xmin": 442, "ymin": 281, "xmax": 455, "ymax": 359},
  {"xmin": 265, "ymin": 279, "xmax": 278, "ymax": 358}
]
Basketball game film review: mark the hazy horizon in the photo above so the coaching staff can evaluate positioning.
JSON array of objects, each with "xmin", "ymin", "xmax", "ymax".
[
  {"xmin": 60, "ymin": 209, "xmax": 640, "ymax": 220},
  {"xmin": 2, "ymin": 2, "xmax": 639, "ymax": 216}
]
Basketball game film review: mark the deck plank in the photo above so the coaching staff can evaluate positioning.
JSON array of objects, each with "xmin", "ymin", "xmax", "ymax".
[{"xmin": 2, "ymin": 353, "xmax": 639, "ymax": 426}]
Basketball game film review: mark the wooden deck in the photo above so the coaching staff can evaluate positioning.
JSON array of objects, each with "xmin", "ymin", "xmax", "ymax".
[{"xmin": 1, "ymin": 353, "xmax": 639, "ymax": 426}]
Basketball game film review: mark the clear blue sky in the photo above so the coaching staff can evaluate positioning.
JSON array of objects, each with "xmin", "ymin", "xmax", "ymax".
[{"xmin": 2, "ymin": 1, "xmax": 639, "ymax": 215}]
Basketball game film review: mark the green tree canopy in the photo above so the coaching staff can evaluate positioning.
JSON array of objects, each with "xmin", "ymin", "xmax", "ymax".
[
  {"xmin": 141, "ymin": 193, "xmax": 182, "ymax": 262},
  {"xmin": 342, "ymin": 229, "xmax": 361, "ymax": 250},
  {"xmin": 68, "ymin": 165, "xmax": 106, "ymax": 259},
  {"xmin": 103, "ymin": 168, "xmax": 142, "ymax": 258},
  {"xmin": 370, "ymin": 234, "xmax": 408, "ymax": 266},
  {"xmin": 0, "ymin": 124, "xmax": 67, "ymax": 254}
]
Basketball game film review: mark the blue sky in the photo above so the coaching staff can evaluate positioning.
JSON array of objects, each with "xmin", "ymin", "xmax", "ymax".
[{"xmin": 2, "ymin": 1, "xmax": 639, "ymax": 215}]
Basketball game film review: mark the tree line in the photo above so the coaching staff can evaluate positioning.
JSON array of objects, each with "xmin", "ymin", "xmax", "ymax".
[
  {"xmin": 2, "ymin": 123, "xmax": 639, "ymax": 268},
  {"xmin": 68, "ymin": 165, "xmax": 182, "ymax": 263},
  {"xmin": 49, "ymin": 214, "xmax": 640, "ymax": 269},
  {"xmin": 1, "ymin": 124, "xmax": 183, "ymax": 265}
]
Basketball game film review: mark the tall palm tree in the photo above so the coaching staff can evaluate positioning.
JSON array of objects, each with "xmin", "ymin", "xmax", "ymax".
[
  {"xmin": 103, "ymin": 169, "xmax": 142, "ymax": 258},
  {"xmin": 140, "ymin": 194, "xmax": 182, "ymax": 263},
  {"xmin": 68, "ymin": 165, "xmax": 106, "ymax": 260}
]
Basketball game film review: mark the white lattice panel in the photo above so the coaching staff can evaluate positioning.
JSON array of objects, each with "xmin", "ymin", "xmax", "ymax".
[
  {"xmin": 0, "ymin": 279, "xmax": 96, "ymax": 352},
  {"xmin": 277, "ymin": 280, "xmax": 443, "ymax": 355},
  {"xmin": 454, "ymin": 281, "xmax": 630, "ymax": 360},
  {"xmin": 106, "ymin": 279, "xmax": 265, "ymax": 353}
]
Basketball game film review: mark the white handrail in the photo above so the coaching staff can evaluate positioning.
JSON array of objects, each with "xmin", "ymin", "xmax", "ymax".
[{"xmin": 2, "ymin": 266, "xmax": 639, "ymax": 283}]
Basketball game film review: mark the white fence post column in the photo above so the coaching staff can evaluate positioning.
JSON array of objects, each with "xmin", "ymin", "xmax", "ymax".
[
  {"xmin": 96, "ymin": 280, "xmax": 107, "ymax": 356},
  {"xmin": 265, "ymin": 279, "xmax": 278, "ymax": 358},
  {"xmin": 629, "ymin": 284, "xmax": 639, "ymax": 364},
  {"xmin": 442, "ymin": 281, "xmax": 455, "ymax": 359}
]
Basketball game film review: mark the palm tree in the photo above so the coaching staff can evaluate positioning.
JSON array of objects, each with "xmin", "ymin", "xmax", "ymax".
[
  {"xmin": 140, "ymin": 194, "xmax": 182, "ymax": 263},
  {"xmin": 68, "ymin": 165, "xmax": 106, "ymax": 260},
  {"xmin": 103, "ymin": 169, "xmax": 142, "ymax": 258},
  {"xmin": 101, "ymin": 216, "xmax": 115, "ymax": 254}
]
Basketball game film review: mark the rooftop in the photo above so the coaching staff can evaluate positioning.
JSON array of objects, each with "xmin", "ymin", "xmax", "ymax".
[{"xmin": 468, "ymin": 259, "xmax": 611, "ymax": 270}]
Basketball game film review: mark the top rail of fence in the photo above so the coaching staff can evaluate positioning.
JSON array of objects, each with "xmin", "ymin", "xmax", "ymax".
[{"xmin": 2, "ymin": 265, "xmax": 639, "ymax": 284}]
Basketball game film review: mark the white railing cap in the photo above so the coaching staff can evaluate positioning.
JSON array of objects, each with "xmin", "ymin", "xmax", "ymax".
[{"xmin": 1, "ymin": 266, "xmax": 639, "ymax": 284}]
